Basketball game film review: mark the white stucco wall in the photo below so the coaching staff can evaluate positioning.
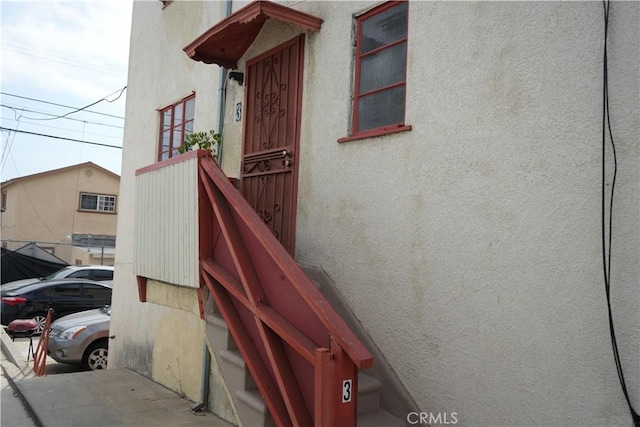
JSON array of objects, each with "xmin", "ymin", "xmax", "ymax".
[
  {"xmin": 110, "ymin": 0, "xmax": 226, "ymax": 401},
  {"xmin": 290, "ymin": 2, "xmax": 639, "ymax": 426},
  {"xmin": 116, "ymin": 1, "xmax": 639, "ymax": 426}
]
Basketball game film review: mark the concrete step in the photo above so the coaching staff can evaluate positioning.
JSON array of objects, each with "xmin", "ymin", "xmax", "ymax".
[
  {"xmin": 205, "ymin": 312, "xmax": 237, "ymax": 351},
  {"xmin": 205, "ymin": 310, "xmax": 395, "ymax": 426},
  {"xmin": 358, "ymin": 409, "xmax": 406, "ymax": 427},
  {"xmin": 219, "ymin": 349, "xmax": 256, "ymax": 391},
  {"xmin": 358, "ymin": 372, "xmax": 381, "ymax": 415},
  {"xmin": 235, "ymin": 389, "xmax": 275, "ymax": 427}
]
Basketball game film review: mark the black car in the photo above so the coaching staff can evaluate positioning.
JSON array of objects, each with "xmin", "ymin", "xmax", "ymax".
[{"xmin": 0, "ymin": 279, "xmax": 112, "ymax": 334}]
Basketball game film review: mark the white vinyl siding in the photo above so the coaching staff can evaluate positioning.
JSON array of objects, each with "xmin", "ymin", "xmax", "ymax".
[{"xmin": 135, "ymin": 157, "xmax": 199, "ymax": 288}]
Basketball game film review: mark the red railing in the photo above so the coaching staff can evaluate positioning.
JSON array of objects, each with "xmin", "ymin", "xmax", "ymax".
[
  {"xmin": 33, "ymin": 309, "xmax": 53, "ymax": 376},
  {"xmin": 196, "ymin": 150, "xmax": 373, "ymax": 426}
]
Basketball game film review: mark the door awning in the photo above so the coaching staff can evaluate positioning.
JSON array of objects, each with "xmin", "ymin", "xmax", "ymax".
[{"xmin": 184, "ymin": 1, "xmax": 323, "ymax": 69}]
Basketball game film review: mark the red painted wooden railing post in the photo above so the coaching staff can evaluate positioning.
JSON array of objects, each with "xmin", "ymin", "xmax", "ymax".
[
  {"xmin": 329, "ymin": 336, "xmax": 358, "ymax": 426},
  {"xmin": 314, "ymin": 347, "xmax": 331, "ymax": 426},
  {"xmin": 33, "ymin": 308, "xmax": 53, "ymax": 376}
]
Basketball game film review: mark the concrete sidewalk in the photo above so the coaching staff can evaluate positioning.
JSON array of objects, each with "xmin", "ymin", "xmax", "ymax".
[{"xmin": 1, "ymin": 329, "xmax": 233, "ymax": 427}]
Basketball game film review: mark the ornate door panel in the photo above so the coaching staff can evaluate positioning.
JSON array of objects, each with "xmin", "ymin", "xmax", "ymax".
[{"xmin": 242, "ymin": 36, "xmax": 304, "ymax": 255}]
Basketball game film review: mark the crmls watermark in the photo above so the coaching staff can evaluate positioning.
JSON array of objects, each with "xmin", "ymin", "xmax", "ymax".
[{"xmin": 407, "ymin": 412, "xmax": 458, "ymax": 425}]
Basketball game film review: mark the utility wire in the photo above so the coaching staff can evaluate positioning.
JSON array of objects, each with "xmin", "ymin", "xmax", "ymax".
[
  {"xmin": 20, "ymin": 86, "xmax": 127, "ymax": 121},
  {"xmin": 2, "ymin": 44, "xmax": 126, "ymax": 78},
  {"xmin": 0, "ymin": 92, "xmax": 125, "ymax": 119},
  {"xmin": 601, "ymin": 2, "xmax": 639, "ymax": 426},
  {"xmin": 2, "ymin": 117, "xmax": 122, "ymax": 140},
  {"xmin": 1, "ymin": 104, "xmax": 124, "ymax": 130},
  {"xmin": 1, "ymin": 115, "xmax": 23, "ymax": 172},
  {"xmin": 8, "ymin": 152, "xmax": 58, "ymax": 240},
  {"xmin": 0, "ymin": 127, "xmax": 122, "ymax": 149}
]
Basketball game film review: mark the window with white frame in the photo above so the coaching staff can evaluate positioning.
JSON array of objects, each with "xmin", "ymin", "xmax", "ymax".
[{"xmin": 79, "ymin": 193, "xmax": 116, "ymax": 213}]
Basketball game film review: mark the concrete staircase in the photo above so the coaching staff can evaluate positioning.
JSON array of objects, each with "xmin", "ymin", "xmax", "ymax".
[{"xmin": 204, "ymin": 309, "xmax": 406, "ymax": 426}]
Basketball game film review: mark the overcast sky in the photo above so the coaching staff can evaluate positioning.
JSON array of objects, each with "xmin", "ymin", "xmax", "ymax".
[{"xmin": 1, "ymin": 0, "xmax": 133, "ymax": 182}]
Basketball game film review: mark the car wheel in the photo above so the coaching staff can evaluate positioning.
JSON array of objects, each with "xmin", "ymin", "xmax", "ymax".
[
  {"xmin": 31, "ymin": 313, "xmax": 47, "ymax": 335},
  {"xmin": 82, "ymin": 340, "xmax": 109, "ymax": 371}
]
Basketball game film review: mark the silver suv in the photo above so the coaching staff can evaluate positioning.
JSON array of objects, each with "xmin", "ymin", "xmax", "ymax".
[{"xmin": 48, "ymin": 306, "xmax": 111, "ymax": 370}]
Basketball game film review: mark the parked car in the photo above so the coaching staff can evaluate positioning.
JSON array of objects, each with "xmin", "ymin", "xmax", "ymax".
[
  {"xmin": 1, "ymin": 265, "xmax": 114, "ymax": 289},
  {"xmin": 48, "ymin": 306, "xmax": 111, "ymax": 370},
  {"xmin": 0, "ymin": 279, "xmax": 112, "ymax": 334}
]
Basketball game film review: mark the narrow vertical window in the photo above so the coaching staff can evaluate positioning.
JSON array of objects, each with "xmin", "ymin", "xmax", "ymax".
[
  {"xmin": 158, "ymin": 94, "xmax": 195, "ymax": 161},
  {"xmin": 351, "ymin": 1, "xmax": 409, "ymax": 138}
]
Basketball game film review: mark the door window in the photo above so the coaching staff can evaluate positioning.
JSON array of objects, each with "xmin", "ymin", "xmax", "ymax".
[
  {"xmin": 44, "ymin": 284, "xmax": 82, "ymax": 298},
  {"xmin": 83, "ymin": 284, "xmax": 112, "ymax": 301},
  {"xmin": 92, "ymin": 270, "xmax": 114, "ymax": 281},
  {"xmin": 68, "ymin": 270, "xmax": 91, "ymax": 279}
]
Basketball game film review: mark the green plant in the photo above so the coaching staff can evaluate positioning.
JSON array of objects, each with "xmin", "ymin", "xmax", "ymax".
[{"xmin": 178, "ymin": 130, "xmax": 221, "ymax": 159}]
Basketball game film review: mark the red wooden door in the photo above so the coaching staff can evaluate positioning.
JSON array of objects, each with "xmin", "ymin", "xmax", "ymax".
[{"xmin": 242, "ymin": 35, "xmax": 304, "ymax": 255}]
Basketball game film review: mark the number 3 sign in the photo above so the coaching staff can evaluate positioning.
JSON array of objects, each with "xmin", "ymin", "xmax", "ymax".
[{"xmin": 342, "ymin": 379, "xmax": 353, "ymax": 403}]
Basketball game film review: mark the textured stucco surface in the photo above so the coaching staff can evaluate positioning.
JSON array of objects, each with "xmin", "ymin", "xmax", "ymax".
[
  {"xmin": 110, "ymin": 0, "xmax": 233, "ymax": 412},
  {"xmin": 115, "ymin": 1, "xmax": 639, "ymax": 426},
  {"xmin": 294, "ymin": 2, "xmax": 638, "ymax": 426}
]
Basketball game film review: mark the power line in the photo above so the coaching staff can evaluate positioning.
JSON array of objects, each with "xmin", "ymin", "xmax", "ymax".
[
  {"xmin": 0, "ymin": 127, "xmax": 122, "ymax": 149},
  {"xmin": 0, "ymin": 92, "xmax": 125, "ymax": 119},
  {"xmin": 1, "ymin": 105, "xmax": 124, "ymax": 130},
  {"xmin": 2, "ymin": 44, "xmax": 126, "ymax": 78},
  {"xmin": 8, "ymin": 151, "xmax": 58, "ymax": 240},
  {"xmin": 19, "ymin": 86, "xmax": 127, "ymax": 121},
  {"xmin": 2, "ymin": 40, "xmax": 125, "ymax": 73},
  {"xmin": 600, "ymin": 1, "xmax": 639, "ymax": 425},
  {"xmin": 1, "ymin": 115, "xmax": 22, "ymax": 171},
  {"xmin": 2, "ymin": 116, "xmax": 122, "ymax": 140}
]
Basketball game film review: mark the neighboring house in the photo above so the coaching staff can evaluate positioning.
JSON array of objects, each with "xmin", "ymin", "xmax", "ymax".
[
  {"xmin": 111, "ymin": 1, "xmax": 639, "ymax": 426},
  {"xmin": 1, "ymin": 162, "xmax": 120, "ymax": 266}
]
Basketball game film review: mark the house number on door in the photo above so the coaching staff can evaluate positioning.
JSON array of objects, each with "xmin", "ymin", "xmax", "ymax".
[
  {"xmin": 235, "ymin": 102, "xmax": 242, "ymax": 121},
  {"xmin": 342, "ymin": 379, "xmax": 353, "ymax": 403}
]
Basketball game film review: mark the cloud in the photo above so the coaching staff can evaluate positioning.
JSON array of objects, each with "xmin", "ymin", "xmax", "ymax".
[
  {"xmin": 0, "ymin": 0, "xmax": 132, "ymax": 181},
  {"xmin": 1, "ymin": 0, "xmax": 133, "ymax": 99}
]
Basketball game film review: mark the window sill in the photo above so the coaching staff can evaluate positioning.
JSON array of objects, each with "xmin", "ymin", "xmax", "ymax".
[
  {"xmin": 77, "ymin": 209, "xmax": 118, "ymax": 215},
  {"xmin": 337, "ymin": 124, "xmax": 412, "ymax": 143}
]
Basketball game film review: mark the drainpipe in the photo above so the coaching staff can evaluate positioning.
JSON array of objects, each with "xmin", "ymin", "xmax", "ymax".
[
  {"xmin": 192, "ymin": 0, "xmax": 233, "ymax": 414},
  {"xmin": 215, "ymin": 0, "xmax": 233, "ymax": 166},
  {"xmin": 191, "ymin": 342, "xmax": 212, "ymax": 412}
]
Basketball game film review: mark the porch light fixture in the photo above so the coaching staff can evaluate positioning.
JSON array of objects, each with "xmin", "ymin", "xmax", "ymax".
[{"xmin": 229, "ymin": 71, "xmax": 244, "ymax": 86}]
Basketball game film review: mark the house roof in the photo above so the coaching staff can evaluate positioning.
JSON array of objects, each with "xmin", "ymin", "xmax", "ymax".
[
  {"xmin": 1, "ymin": 162, "xmax": 120, "ymax": 189},
  {"xmin": 183, "ymin": 0, "xmax": 323, "ymax": 69}
]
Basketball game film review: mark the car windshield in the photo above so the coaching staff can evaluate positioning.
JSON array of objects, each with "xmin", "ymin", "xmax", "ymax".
[{"xmin": 43, "ymin": 267, "xmax": 75, "ymax": 280}]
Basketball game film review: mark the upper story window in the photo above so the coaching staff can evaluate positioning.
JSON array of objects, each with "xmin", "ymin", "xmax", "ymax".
[
  {"xmin": 158, "ymin": 95, "xmax": 195, "ymax": 161},
  {"xmin": 340, "ymin": 1, "xmax": 410, "ymax": 142},
  {"xmin": 80, "ymin": 193, "xmax": 116, "ymax": 213},
  {"xmin": 1, "ymin": 191, "xmax": 6, "ymax": 212}
]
